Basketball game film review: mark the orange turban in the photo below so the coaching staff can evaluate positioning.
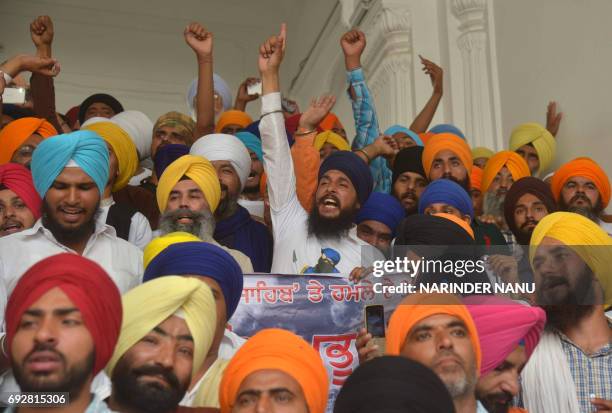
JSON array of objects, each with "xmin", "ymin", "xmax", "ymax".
[
  {"xmin": 419, "ymin": 132, "xmax": 434, "ymax": 145},
  {"xmin": 319, "ymin": 112, "xmax": 344, "ymax": 132},
  {"xmin": 422, "ymin": 133, "xmax": 473, "ymax": 177},
  {"xmin": 434, "ymin": 212, "xmax": 475, "ymax": 239},
  {"xmin": 551, "ymin": 157, "xmax": 610, "ymax": 208},
  {"xmin": 471, "ymin": 166, "xmax": 483, "ymax": 191},
  {"xmin": 215, "ymin": 110, "xmax": 253, "ymax": 133},
  {"xmin": 481, "ymin": 151, "xmax": 530, "ymax": 193},
  {"xmin": 219, "ymin": 329, "xmax": 328, "ymax": 413},
  {"xmin": 0, "ymin": 118, "xmax": 57, "ymax": 164},
  {"xmin": 386, "ymin": 293, "xmax": 481, "ymax": 372}
]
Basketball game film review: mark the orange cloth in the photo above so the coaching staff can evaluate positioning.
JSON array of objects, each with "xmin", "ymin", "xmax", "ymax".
[
  {"xmin": 470, "ymin": 166, "xmax": 483, "ymax": 191},
  {"xmin": 551, "ymin": 157, "xmax": 610, "ymax": 208},
  {"xmin": 509, "ymin": 409, "xmax": 528, "ymax": 413},
  {"xmin": 219, "ymin": 328, "xmax": 328, "ymax": 413},
  {"xmin": 422, "ymin": 133, "xmax": 473, "ymax": 177},
  {"xmin": 481, "ymin": 151, "xmax": 530, "ymax": 193},
  {"xmin": 419, "ymin": 132, "xmax": 434, "ymax": 145},
  {"xmin": 318, "ymin": 112, "xmax": 344, "ymax": 133},
  {"xmin": 291, "ymin": 130, "xmax": 320, "ymax": 212},
  {"xmin": 386, "ymin": 293, "xmax": 481, "ymax": 372},
  {"xmin": 434, "ymin": 212, "xmax": 475, "ymax": 239},
  {"xmin": 0, "ymin": 117, "xmax": 57, "ymax": 164},
  {"xmin": 259, "ymin": 172, "xmax": 267, "ymax": 199},
  {"xmin": 214, "ymin": 110, "xmax": 253, "ymax": 133}
]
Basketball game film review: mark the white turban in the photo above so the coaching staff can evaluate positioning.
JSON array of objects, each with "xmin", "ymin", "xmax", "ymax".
[
  {"xmin": 80, "ymin": 116, "xmax": 110, "ymax": 128},
  {"xmin": 112, "ymin": 111, "xmax": 154, "ymax": 160},
  {"xmin": 190, "ymin": 133, "xmax": 251, "ymax": 191},
  {"xmin": 187, "ymin": 74, "xmax": 233, "ymax": 119}
]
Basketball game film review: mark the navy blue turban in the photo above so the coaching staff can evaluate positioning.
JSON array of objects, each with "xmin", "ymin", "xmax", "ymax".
[
  {"xmin": 418, "ymin": 178, "xmax": 474, "ymax": 218},
  {"xmin": 154, "ymin": 143, "xmax": 190, "ymax": 179},
  {"xmin": 143, "ymin": 241, "xmax": 244, "ymax": 320},
  {"xmin": 318, "ymin": 151, "xmax": 373, "ymax": 206},
  {"xmin": 355, "ymin": 192, "xmax": 405, "ymax": 236}
]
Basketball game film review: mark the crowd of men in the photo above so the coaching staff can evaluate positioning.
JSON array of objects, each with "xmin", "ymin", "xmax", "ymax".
[{"xmin": 0, "ymin": 14, "xmax": 610, "ymax": 413}]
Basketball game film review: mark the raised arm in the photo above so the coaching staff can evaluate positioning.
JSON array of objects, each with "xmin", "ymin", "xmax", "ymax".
[
  {"xmin": 184, "ymin": 22, "xmax": 215, "ymax": 137},
  {"xmin": 234, "ymin": 77, "xmax": 260, "ymax": 111},
  {"xmin": 545, "ymin": 101, "xmax": 562, "ymax": 137},
  {"xmin": 409, "ymin": 55, "xmax": 443, "ymax": 133}
]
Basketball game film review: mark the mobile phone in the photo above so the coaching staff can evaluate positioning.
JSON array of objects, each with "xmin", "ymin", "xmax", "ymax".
[
  {"xmin": 365, "ymin": 305, "xmax": 385, "ymax": 337},
  {"xmin": 246, "ymin": 81, "xmax": 262, "ymax": 96},
  {"xmin": 2, "ymin": 87, "xmax": 26, "ymax": 104}
]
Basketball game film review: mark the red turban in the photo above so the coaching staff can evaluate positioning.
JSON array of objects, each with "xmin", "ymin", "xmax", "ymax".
[
  {"xmin": 5, "ymin": 253, "xmax": 122, "ymax": 375},
  {"xmin": 0, "ymin": 163, "xmax": 42, "ymax": 219}
]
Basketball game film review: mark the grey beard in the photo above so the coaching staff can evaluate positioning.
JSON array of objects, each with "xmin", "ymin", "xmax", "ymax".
[{"xmin": 158, "ymin": 208, "xmax": 216, "ymax": 242}]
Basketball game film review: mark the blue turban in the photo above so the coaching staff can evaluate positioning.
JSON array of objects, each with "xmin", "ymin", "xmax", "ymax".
[
  {"xmin": 355, "ymin": 192, "xmax": 405, "ymax": 236},
  {"xmin": 235, "ymin": 131, "xmax": 263, "ymax": 162},
  {"xmin": 429, "ymin": 123, "xmax": 466, "ymax": 140},
  {"xmin": 418, "ymin": 178, "xmax": 474, "ymax": 218},
  {"xmin": 383, "ymin": 125, "xmax": 423, "ymax": 147},
  {"xmin": 318, "ymin": 151, "xmax": 373, "ymax": 206},
  {"xmin": 143, "ymin": 242, "xmax": 244, "ymax": 319},
  {"xmin": 154, "ymin": 143, "xmax": 189, "ymax": 179},
  {"xmin": 31, "ymin": 130, "xmax": 109, "ymax": 197}
]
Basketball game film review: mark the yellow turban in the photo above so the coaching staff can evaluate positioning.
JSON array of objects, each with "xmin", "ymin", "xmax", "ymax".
[
  {"xmin": 481, "ymin": 151, "xmax": 530, "ymax": 193},
  {"xmin": 156, "ymin": 154, "xmax": 221, "ymax": 213},
  {"xmin": 509, "ymin": 123, "xmax": 555, "ymax": 175},
  {"xmin": 471, "ymin": 147, "xmax": 494, "ymax": 161},
  {"xmin": 313, "ymin": 131, "xmax": 350, "ymax": 152},
  {"xmin": 143, "ymin": 231, "xmax": 200, "ymax": 269},
  {"xmin": 83, "ymin": 122, "xmax": 138, "ymax": 191},
  {"xmin": 215, "ymin": 110, "xmax": 253, "ymax": 133},
  {"xmin": 106, "ymin": 276, "xmax": 216, "ymax": 377},
  {"xmin": 530, "ymin": 212, "xmax": 612, "ymax": 306},
  {"xmin": 422, "ymin": 133, "xmax": 473, "ymax": 176}
]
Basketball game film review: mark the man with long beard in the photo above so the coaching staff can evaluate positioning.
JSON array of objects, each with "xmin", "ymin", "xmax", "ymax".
[
  {"xmin": 521, "ymin": 212, "xmax": 612, "ymax": 413},
  {"xmin": 257, "ymin": 24, "xmax": 378, "ymax": 275},
  {"xmin": 551, "ymin": 157, "xmax": 611, "ymax": 237}
]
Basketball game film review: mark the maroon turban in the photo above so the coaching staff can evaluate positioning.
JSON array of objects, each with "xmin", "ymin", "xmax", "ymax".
[
  {"xmin": 5, "ymin": 253, "xmax": 122, "ymax": 375},
  {"xmin": 0, "ymin": 163, "xmax": 42, "ymax": 220}
]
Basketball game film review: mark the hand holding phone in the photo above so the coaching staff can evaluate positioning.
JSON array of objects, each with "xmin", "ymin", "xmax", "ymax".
[
  {"xmin": 364, "ymin": 305, "xmax": 386, "ymax": 356},
  {"xmin": 2, "ymin": 87, "xmax": 26, "ymax": 104}
]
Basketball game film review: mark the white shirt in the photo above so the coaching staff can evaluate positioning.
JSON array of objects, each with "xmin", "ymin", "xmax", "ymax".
[
  {"xmin": 0, "ymin": 219, "xmax": 143, "ymax": 295},
  {"xmin": 128, "ymin": 167, "xmax": 152, "ymax": 186},
  {"xmin": 98, "ymin": 197, "xmax": 153, "ymax": 250},
  {"xmin": 598, "ymin": 218, "xmax": 612, "ymax": 237},
  {"xmin": 259, "ymin": 93, "xmax": 380, "ymax": 274}
]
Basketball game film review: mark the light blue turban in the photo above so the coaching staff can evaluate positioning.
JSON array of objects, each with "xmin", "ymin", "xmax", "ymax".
[
  {"xmin": 235, "ymin": 131, "xmax": 263, "ymax": 162},
  {"xmin": 428, "ymin": 123, "xmax": 466, "ymax": 140},
  {"xmin": 187, "ymin": 74, "xmax": 233, "ymax": 115},
  {"xmin": 31, "ymin": 130, "xmax": 110, "ymax": 197},
  {"xmin": 384, "ymin": 125, "xmax": 423, "ymax": 147}
]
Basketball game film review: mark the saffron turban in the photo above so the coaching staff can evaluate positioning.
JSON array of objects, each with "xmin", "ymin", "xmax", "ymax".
[
  {"xmin": 472, "ymin": 146, "xmax": 494, "ymax": 161},
  {"xmin": 464, "ymin": 296, "xmax": 545, "ymax": 376},
  {"xmin": 112, "ymin": 111, "xmax": 154, "ymax": 160},
  {"xmin": 78, "ymin": 93, "xmax": 124, "ymax": 125},
  {"xmin": 471, "ymin": 166, "xmax": 483, "ymax": 191},
  {"xmin": 334, "ymin": 356, "xmax": 455, "ymax": 413},
  {"xmin": 153, "ymin": 144, "xmax": 189, "ymax": 179},
  {"xmin": 187, "ymin": 74, "xmax": 233, "ymax": 116},
  {"xmin": 190, "ymin": 134, "xmax": 252, "ymax": 191},
  {"xmin": 435, "ymin": 212, "xmax": 475, "ymax": 240},
  {"xmin": 6, "ymin": 253, "xmax": 122, "ymax": 375},
  {"xmin": 156, "ymin": 154, "xmax": 220, "ymax": 213},
  {"xmin": 428, "ymin": 123, "xmax": 466, "ymax": 140},
  {"xmin": 481, "ymin": 151, "xmax": 530, "ymax": 193},
  {"xmin": 551, "ymin": 157, "xmax": 610, "ymax": 208},
  {"xmin": 530, "ymin": 212, "xmax": 612, "ymax": 305},
  {"xmin": 318, "ymin": 151, "xmax": 373, "ymax": 205},
  {"xmin": 318, "ymin": 112, "xmax": 344, "ymax": 132},
  {"xmin": 143, "ymin": 231, "xmax": 200, "ymax": 268},
  {"xmin": 235, "ymin": 131, "xmax": 263, "ymax": 162},
  {"xmin": 313, "ymin": 131, "xmax": 350, "ymax": 152},
  {"xmin": 509, "ymin": 123, "xmax": 555, "ymax": 175},
  {"xmin": 83, "ymin": 121, "xmax": 138, "ymax": 191},
  {"xmin": 418, "ymin": 178, "xmax": 474, "ymax": 218},
  {"xmin": 387, "ymin": 293, "xmax": 481, "ymax": 370},
  {"xmin": 219, "ymin": 328, "xmax": 328, "ymax": 413},
  {"xmin": 383, "ymin": 125, "xmax": 424, "ymax": 147},
  {"xmin": 355, "ymin": 192, "xmax": 405, "ymax": 236},
  {"xmin": 419, "ymin": 132, "xmax": 434, "ymax": 145},
  {"xmin": 215, "ymin": 110, "xmax": 253, "ymax": 133},
  {"xmin": 0, "ymin": 163, "xmax": 42, "ymax": 220},
  {"xmin": 154, "ymin": 112, "xmax": 197, "ymax": 146},
  {"xmin": 0, "ymin": 117, "xmax": 57, "ymax": 164},
  {"xmin": 31, "ymin": 130, "xmax": 109, "ymax": 197},
  {"xmin": 392, "ymin": 146, "xmax": 426, "ymax": 185},
  {"xmin": 503, "ymin": 177, "xmax": 557, "ymax": 244},
  {"xmin": 106, "ymin": 276, "xmax": 216, "ymax": 378},
  {"xmin": 422, "ymin": 133, "xmax": 473, "ymax": 176},
  {"xmin": 144, "ymin": 236, "xmax": 244, "ymax": 319}
]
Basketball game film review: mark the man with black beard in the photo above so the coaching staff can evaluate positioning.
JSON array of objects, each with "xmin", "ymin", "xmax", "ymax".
[
  {"xmin": 257, "ymin": 24, "xmax": 378, "ymax": 274},
  {"xmin": 155, "ymin": 154, "xmax": 253, "ymax": 272},
  {"xmin": 521, "ymin": 212, "xmax": 612, "ymax": 413},
  {"xmin": 391, "ymin": 146, "xmax": 428, "ymax": 215},
  {"xmin": 551, "ymin": 157, "xmax": 612, "ymax": 237}
]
